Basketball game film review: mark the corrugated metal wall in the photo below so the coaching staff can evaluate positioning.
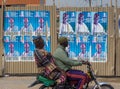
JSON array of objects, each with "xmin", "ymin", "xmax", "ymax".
[
  {"xmin": 59, "ymin": 7, "xmax": 115, "ymax": 76},
  {"xmin": 0, "ymin": 6, "xmax": 119, "ymax": 76},
  {"xmin": 0, "ymin": 0, "xmax": 41, "ymax": 5},
  {"xmin": 3, "ymin": 5, "xmax": 57, "ymax": 75},
  {"xmin": 0, "ymin": 8, "xmax": 3, "ymax": 76},
  {"xmin": 116, "ymin": 8, "xmax": 120, "ymax": 76}
]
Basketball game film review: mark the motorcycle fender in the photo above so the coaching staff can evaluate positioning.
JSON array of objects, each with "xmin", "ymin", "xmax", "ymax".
[{"xmin": 93, "ymin": 82, "xmax": 109, "ymax": 89}]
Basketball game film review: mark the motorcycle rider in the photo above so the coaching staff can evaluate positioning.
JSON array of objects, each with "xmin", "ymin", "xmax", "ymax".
[
  {"xmin": 33, "ymin": 36, "xmax": 66, "ymax": 84},
  {"xmin": 53, "ymin": 36, "xmax": 90, "ymax": 89}
]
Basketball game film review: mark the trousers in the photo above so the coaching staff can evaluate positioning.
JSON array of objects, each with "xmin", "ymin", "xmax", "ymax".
[{"xmin": 66, "ymin": 69, "xmax": 90, "ymax": 89}]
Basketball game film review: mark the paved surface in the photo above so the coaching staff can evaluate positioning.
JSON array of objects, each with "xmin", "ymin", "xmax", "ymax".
[{"xmin": 0, "ymin": 76, "xmax": 120, "ymax": 89}]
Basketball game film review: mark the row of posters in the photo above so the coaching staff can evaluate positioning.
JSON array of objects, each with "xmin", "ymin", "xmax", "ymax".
[
  {"xmin": 3, "ymin": 10, "xmax": 51, "ymax": 61},
  {"xmin": 59, "ymin": 11, "xmax": 108, "ymax": 62},
  {"xmin": 59, "ymin": 11, "xmax": 108, "ymax": 35},
  {"xmin": 3, "ymin": 10, "xmax": 108, "ymax": 62}
]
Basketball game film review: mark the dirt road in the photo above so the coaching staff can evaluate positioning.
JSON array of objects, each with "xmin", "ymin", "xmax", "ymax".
[{"xmin": 0, "ymin": 76, "xmax": 120, "ymax": 89}]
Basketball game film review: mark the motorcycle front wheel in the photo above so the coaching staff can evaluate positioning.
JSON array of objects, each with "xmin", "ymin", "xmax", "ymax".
[{"xmin": 93, "ymin": 84, "xmax": 114, "ymax": 89}]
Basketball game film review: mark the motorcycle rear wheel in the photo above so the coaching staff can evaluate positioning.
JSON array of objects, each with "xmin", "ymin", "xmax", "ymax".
[{"xmin": 39, "ymin": 85, "xmax": 48, "ymax": 89}]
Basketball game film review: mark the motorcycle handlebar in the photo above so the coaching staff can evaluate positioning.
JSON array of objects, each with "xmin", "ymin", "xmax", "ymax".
[{"xmin": 80, "ymin": 60, "xmax": 91, "ymax": 66}]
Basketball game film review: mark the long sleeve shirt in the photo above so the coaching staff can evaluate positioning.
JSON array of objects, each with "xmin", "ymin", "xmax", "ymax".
[{"xmin": 53, "ymin": 45, "xmax": 82, "ymax": 71}]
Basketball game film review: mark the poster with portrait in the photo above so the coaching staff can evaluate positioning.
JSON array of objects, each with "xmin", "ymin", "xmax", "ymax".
[
  {"xmin": 59, "ymin": 11, "xmax": 76, "ymax": 35},
  {"xmin": 34, "ymin": 11, "xmax": 50, "ymax": 37},
  {"xmin": 75, "ymin": 35, "xmax": 91, "ymax": 61},
  {"xmin": 91, "ymin": 42, "xmax": 107, "ymax": 62},
  {"xmin": 4, "ymin": 41, "xmax": 20, "ymax": 61},
  {"xmin": 118, "ymin": 15, "xmax": 120, "ymax": 37},
  {"xmin": 75, "ymin": 11, "xmax": 91, "ymax": 36},
  {"xmin": 20, "ymin": 41, "xmax": 34, "ymax": 61},
  {"xmin": 3, "ymin": 10, "xmax": 51, "ymax": 61},
  {"xmin": 42, "ymin": 36, "xmax": 51, "ymax": 52},
  {"xmin": 19, "ymin": 10, "xmax": 34, "ymax": 37},
  {"xmin": 91, "ymin": 12, "xmax": 108, "ymax": 35},
  {"xmin": 91, "ymin": 12, "xmax": 108, "ymax": 62},
  {"xmin": 4, "ymin": 11, "xmax": 19, "ymax": 39}
]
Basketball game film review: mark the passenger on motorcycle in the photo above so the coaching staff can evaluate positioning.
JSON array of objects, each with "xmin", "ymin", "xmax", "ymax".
[
  {"xmin": 33, "ymin": 36, "xmax": 66, "ymax": 84},
  {"xmin": 53, "ymin": 36, "xmax": 90, "ymax": 89}
]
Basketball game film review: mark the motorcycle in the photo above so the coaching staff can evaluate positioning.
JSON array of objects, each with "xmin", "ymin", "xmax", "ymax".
[{"xmin": 28, "ymin": 61, "xmax": 114, "ymax": 89}]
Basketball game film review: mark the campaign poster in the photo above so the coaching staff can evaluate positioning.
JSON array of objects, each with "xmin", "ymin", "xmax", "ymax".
[
  {"xmin": 118, "ymin": 15, "xmax": 120, "ymax": 37},
  {"xmin": 20, "ymin": 41, "xmax": 34, "ymax": 61},
  {"xmin": 4, "ymin": 11, "xmax": 19, "ymax": 39},
  {"xmin": 75, "ymin": 35, "xmax": 91, "ymax": 61},
  {"xmin": 42, "ymin": 36, "xmax": 51, "ymax": 52},
  {"xmin": 91, "ymin": 42, "xmax": 107, "ymax": 62},
  {"xmin": 4, "ymin": 41, "xmax": 20, "ymax": 61},
  {"xmin": 34, "ymin": 11, "xmax": 50, "ymax": 37},
  {"xmin": 91, "ymin": 12, "xmax": 108, "ymax": 62},
  {"xmin": 75, "ymin": 11, "xmax": 91, "ymax": 36},
  {"xmin": 59, "ymin": 11, "xmax": 76, "ymax": 35},
  {"xmin": 19, "ymin": 10, "xmax": 34, "ymax": 37},
  {"xmin": 67, "ymin": 35, "xmax": 76, "ymax": 59},
  {"xmin": 91, "ymin": 12, "xmax": 108, "ymax": 35}
]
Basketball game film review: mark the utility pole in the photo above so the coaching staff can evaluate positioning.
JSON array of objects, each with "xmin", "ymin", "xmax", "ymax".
[
  {"xmin": 53, "ymin": 0, "xmax": 55, "ymax": 6},
  {"xmin": 100, "ymin": 0, "xmax": 102, "ymax": 7},
  {"xmin": 1, "ymin": 0, "xmax": 7, "ymax": 76},
  {"xmin": 115, "ymin": 0, "xmax": 117, "ymax": 8},
  {"xmin": 110, "ymin": 0, "xmax": 112, "ymax": 7},
  {"xmin": 89, "ymin": 0, "xmax": 91, "ymax": 7}
]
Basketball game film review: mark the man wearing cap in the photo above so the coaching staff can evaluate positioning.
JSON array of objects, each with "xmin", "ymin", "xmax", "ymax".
[{"xmin": 53, "ymin": 36, "xmax": 90, "ymax": 89}]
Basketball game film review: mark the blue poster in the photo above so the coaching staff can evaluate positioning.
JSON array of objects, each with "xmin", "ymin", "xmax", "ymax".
[
  {"xmin": 92, "ymin": 12, "xmax": 108, "ymax": 35},
  {"xmin": 91, "ymin": 12, "xmax": 108, "ymax": 62},
  {"xmin": 91, "ymin": 42, "xmax": 107, "ymax": 62},
  {"xmin": 59, "ymin": 11, "xmax": 108, "ymax": 62},
  {"xmin": 19, "ymin": 10, "xmax": 34, "ymax": 36},
  {"xmin": 3, "ymin": 10, "xmax": 51, "ymax": 61},
  {"xmin": 118, "ymin": 15, "xmax": 120, "ymax": 36},
  {"xmin": 4, "ymin": 41, "xmax": 20, "ymax": 61},
  {"xmin": 75, "ymin": 11, "xmax": 91, "ymax": 35},
  {"xmin": 75, "ymin": 35, "xmax": 91, "ymax": 61},
  {"xmin": 4, "ymin": 11, "xmax": 19, "ymax": 38},
  {"xmin": 20, "ymin": 41, "xmax": 34, "ymax": 61},
  {"xmin": 59, "ymin": 11, "xmax": 76, "ymax": 35},
  {"xmin": 34, "ymin": 11, "xmax": 50, "ymax": 37}
]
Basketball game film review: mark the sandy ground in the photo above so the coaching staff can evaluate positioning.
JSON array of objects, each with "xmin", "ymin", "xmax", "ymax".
[{"xmin": 0, "ymin": 76, "xmax": 120, "ymax": 89}]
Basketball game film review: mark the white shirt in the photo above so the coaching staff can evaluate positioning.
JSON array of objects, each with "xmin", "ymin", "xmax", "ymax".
[
  {"xmin": 35, "ymin": 27, "xmax": 50, "ymax": 37},
  {"xmin": 93, "ymin": 51, "xmax": 106, "ymax": 59},
  {"xmin": 93, "ymin": 23, "xmax": 106, "ymax": 34},
  {"xmin": 7, "ymin": 51, "xmax": 19, "ymax": 57},
  {"xmin": 7, "ymin": 26, "xmax": 18, "ymax": 32},
  {"xmin": 59, "ymin": 23, "xmax": 74, "ymax": 34},
  {"xmin": 22, "ymin": 51, "xmax": 33, "ymax": 57},
  {"xmin": 21, "ymin": 24, "xmax": 33, "ymax": 34},
  {"xmin": 76, "ymin": 23, "xmax": 89, "ymax": 33},
  {"xmin": 78, "ymin": 52, "xmax": 89, "ymax": 60}
]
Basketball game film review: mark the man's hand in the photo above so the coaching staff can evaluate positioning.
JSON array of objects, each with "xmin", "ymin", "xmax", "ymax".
[
  {"xmin": 56, "ymin": 79, "xmax": 61, "ymax": 84},
  {"xmin": 80, "ymin": 60, "xmax": 89, "ymax": 65}
]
